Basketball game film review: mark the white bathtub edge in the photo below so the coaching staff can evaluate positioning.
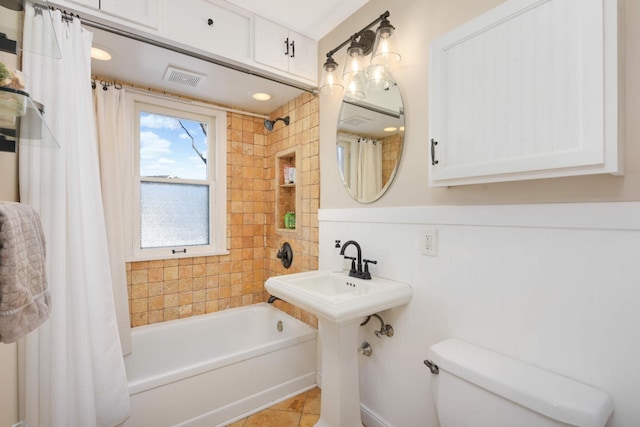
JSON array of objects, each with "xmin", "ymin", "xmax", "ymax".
[
  {"xmin": 128, "ymin": 329, "xmax": 317, "ymax": 396},
  {"xmin": 174, "ymin": 372, "xmax": 317, "ymax": 427}
]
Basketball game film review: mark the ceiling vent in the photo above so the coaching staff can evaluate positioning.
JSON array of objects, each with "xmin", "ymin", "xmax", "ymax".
[
  {"xmin": 340, "ymin": 115, "xmax": 371, "ymax": 127},
  {"xmin": 163, "ymin": 66, "xmax": 205, "ymax": 87}
]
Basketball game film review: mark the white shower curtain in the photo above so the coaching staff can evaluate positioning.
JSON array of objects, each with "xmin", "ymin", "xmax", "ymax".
[
  {"xmin": 350, "ymin": 138, "xmax": 382, "ymax": 202},
  {"xmin": 93, "ymin": 85, "xmax": 132, "ymax": 355},
  {"xmin": 19, "ymin": 7, "xmax": 130, "ymax": 427}
]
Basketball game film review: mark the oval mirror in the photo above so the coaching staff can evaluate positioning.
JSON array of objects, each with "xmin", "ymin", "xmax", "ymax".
[{"xmin": 336, "ymin": 74, "xmax": 404, "ymax": 203}]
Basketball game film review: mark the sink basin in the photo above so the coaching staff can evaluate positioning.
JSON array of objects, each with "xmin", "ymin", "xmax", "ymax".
[
  {"xmin": 265, "ymin": 270, "xmax": 412, "ymax": 323},
  {"xmin": 265, "ymin": 270, "xmax": 412, "ymax": 427},
  {"xmin": 265, "ymin": 270, "xmax": 411, "ymax": 427}
]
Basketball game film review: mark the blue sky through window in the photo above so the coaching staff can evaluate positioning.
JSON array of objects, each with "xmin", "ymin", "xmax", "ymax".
[{"xmin": 139, "ymin": 112, "xmax": 208, "ymax": 180}]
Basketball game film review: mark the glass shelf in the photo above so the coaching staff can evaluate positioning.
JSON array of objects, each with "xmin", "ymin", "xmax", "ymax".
[
  {"xmin": 0, "ymin": 86, "xmax": 59, "ymax": 150},
  {"xmin": 0, "ymin": 0, "xmax": 61, "ymax": 59}
]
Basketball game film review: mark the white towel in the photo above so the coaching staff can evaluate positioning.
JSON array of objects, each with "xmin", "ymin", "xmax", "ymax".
[{"xmin": 0, "ymin": 202, "xmax": 51, "ymax": 343}]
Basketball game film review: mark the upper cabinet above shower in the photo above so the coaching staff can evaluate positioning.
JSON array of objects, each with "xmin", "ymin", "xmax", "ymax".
[
  {"xmin": 254, "ymin": 17, "xmax": 318, "ymax": 82},
  {"xmin": 61, "ymin": 0, "xmax": 159, "ymax": 29},
  {"xmin": 428, "ymin": 0, "xmax": 622, "ymax": 187},
  {"xmin": 49, "ymin": 0, "xmax": 318, "ymax": 87},
  {"xmin": 162, "ymin": 0, "xmax": 251, "ymax": 62}
]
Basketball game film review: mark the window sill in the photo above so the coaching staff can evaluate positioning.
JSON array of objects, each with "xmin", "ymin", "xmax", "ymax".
[{"xmin": 125, "ymin": 248, "xmax": 230, "ymax": 263}]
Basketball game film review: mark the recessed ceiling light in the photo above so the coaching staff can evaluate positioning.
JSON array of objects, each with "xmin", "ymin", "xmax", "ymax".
[
  {"xmin": 91, "ymin": 46, "xmax": 112, "ymax": 61},
  {"xmin": 384, "ymin": 127, "xmax": 398, "ymax": 132},
  {"xmin": 251, "ymin": 92, "xmax": 272, "ymax": 101}
]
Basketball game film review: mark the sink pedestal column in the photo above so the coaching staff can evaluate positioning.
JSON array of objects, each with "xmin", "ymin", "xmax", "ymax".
[{"xmin": 315, "ymin": 317, "xmax": 363, "ymax": 427}]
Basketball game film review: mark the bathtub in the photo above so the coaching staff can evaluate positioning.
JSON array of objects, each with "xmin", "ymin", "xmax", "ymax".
[{"xmin": 120, "ymin": 303, "xmax": 317, "ymax": 427}]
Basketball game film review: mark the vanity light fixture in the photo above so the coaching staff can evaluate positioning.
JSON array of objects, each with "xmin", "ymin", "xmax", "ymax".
[
  {"xmin": 345, "ymin": 74, "xmax": 366, "ymax": 101},
  {"xmin": 319, "ymin": 55, "xmax": 343, "ymax": 95},
  {"xmin": 365, "ymin": 64, "xmax": 392, "ymax": 91},
  {"xmin": 371, "ymin": 16, "xmax": 401, "ymax": 69},
  {"xmin": 319, "ymin": 10, "xmax": 400, "ymax": 96},
  {"xmin": 342, "ymin": 38, "xmax": 367, "ymax": 83}
]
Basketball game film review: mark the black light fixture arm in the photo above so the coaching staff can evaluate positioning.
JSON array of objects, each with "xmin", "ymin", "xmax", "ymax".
[{"xmin": 325, "ymin": 10, "xmax": 390, "ymax": 59}]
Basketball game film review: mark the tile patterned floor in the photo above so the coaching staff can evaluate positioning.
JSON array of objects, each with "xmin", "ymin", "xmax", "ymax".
[{"xmin": 225, "ymin": 387, "xmax": 321, "ymax": 427}]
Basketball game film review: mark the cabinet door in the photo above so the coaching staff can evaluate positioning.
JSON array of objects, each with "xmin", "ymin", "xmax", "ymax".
[
  {"xmin": 254, "ymin": 16, "xmax": 290, "ymax": 73},
  {"xmin": 429, "ymin": 0, "xmax": 620, "ymax": 186},
  {"xmin": 163, "ymin": 0, "xmax": 250, "ymax": 61},
  {"xmin": 63, "ymin": 0, "xmax": 98, "ymax": 8},
  {"xmin": 100, "ymin": 0, "xmax": 159, "ymax": 28},
  {"xmin": 288, "ymin": 30, "xmax": 317, "ymax": 82}
]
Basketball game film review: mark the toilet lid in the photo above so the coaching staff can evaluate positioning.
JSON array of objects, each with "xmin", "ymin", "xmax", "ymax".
[{"xmin": 427, "ymin": 339, "xmax": 613, "ymax": 427}]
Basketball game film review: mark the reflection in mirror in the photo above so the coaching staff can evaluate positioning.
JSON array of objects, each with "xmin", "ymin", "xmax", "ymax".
[{"xmin": 337, "ymin": 77, "xmax": 404, "ymax": 203}]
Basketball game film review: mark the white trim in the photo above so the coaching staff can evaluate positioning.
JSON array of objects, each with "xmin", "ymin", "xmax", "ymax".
[
  {"xmin": 319, "ymin": 202, "xmax": 640, "ymax": 231},
  {"xmin": 124, "ymin": 91, "xmax": 228, "ymax": 260},
  {"xmin": 124, "ymin": 86, "xmax": 269, "ymax": 119}
]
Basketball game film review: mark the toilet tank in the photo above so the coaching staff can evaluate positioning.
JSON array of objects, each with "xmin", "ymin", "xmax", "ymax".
[{"xmin": 426, "ymin": 339, "xmax": 613, "ymax": 427}]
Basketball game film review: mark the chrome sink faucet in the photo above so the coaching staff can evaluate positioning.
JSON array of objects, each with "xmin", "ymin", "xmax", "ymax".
[{"xmin": 339, "ymin": 240, "xmax": 377, "ymax": 280}]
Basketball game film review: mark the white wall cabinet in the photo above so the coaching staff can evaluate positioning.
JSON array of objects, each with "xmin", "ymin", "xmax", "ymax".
[
  {"xmin": 49, "ymin": 0, "xmax": 317, "ymax": 87},
  {"xmin": 428, "ymin": 0, "xmax": 621, "ymax": 187},
  {"xmin": 50, "ymin": 0, "xmax": 158, "ymax": 29},
  {"xmin": 254, "ymin": 16, "xmax": 317, "ymax": 82},
  {"xmin": 63, "ymin": 0, "xmax": 98, "ymax": 8},
  {"xmin": 163, "ymin": 0, "xmax": 250, "ymax": 62},
  {"xmin": 100, "ymin": 0, "xmax": 159, "ymax": 29}
]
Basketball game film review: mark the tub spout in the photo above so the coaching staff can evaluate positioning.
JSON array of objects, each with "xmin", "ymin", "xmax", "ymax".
[{"xmin": 268, "ymin": 295, "xmax": 282, "ymax": 304}]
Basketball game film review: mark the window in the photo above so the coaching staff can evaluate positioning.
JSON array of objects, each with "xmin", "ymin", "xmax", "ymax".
[{"xmin": 126, "ymin": 92, "xmax": 227, "ymax": 260}]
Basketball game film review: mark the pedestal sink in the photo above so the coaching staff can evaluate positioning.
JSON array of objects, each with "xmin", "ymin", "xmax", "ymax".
[{"xmin": 265, "ymin": 270, "xmax": 412, "ymax": 427}]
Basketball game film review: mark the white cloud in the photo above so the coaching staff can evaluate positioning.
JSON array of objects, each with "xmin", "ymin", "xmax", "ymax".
[
  {"xmin": 140, "ymin": 114, "xmax": 180, "ymax": 131},
  {"xmin": 140, "ymin": 131, "xmax": 171, "ymax": 160}
]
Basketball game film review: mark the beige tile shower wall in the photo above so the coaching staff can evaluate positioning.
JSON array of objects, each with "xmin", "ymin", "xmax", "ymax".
[
  {"xmin": 265, "ymin": 93, "xmax": 320, "ymax": 328},
  {"xmin": 127, "ymin": 94, "xmax": 320, "ymax": 328},
  {"xmin": 127, "ymin": 113, "xmax": 270, "ymax": 327}
]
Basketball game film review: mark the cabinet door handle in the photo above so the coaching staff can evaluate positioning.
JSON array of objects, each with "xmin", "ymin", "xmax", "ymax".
[
  {"xmin": 431, "ymin": 138, "xmax": 439, "ymax": 166},
  {"xmin": 284, "ymin": 37, "xmax": 290, "ymax": 56},
  {"xmin": 290, "ymin": 40, "xmax": 295, "ymax": 58}
]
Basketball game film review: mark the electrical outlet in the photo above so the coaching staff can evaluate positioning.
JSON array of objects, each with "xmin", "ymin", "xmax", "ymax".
[{"xmin": 421, "ymin": 228, "xmax": 437, "ymax": 256}]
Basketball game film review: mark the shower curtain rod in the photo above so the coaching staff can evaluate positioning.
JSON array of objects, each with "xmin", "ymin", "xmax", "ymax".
[{"xmin": 70, "ymin": 14, "xmax": 317, "ymax": 95}]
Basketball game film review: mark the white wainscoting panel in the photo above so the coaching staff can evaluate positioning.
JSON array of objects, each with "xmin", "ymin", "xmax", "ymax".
[{"xmin": 319, "ymin": 203, "xmax": 640, "ymax": 427}]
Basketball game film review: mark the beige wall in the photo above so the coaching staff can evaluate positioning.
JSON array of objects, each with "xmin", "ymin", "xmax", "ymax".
[{"xmin": 320, "ymin": 0, "xmax": 639, "ymax": 208}]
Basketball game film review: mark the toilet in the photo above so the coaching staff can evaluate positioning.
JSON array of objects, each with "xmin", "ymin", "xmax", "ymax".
[{"xmin": 425, "ymin": 339, "xmax": 613, "ymax": 427}]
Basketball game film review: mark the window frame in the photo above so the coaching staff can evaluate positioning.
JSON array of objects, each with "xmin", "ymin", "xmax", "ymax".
[{"xmin": 124, "ymin": 91, "xmax": 227, "ymax": 261}]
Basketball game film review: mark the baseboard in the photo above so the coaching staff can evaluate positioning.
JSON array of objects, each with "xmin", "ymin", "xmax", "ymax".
[{"xmin": 361, "ymin": 403, "xmax": 392, "ymax": 427}]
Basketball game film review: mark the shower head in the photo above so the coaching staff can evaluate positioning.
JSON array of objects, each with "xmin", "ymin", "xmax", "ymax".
[{"xmin": 264, "ymin": 116, "xmax": 290, "ymax": 131}]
